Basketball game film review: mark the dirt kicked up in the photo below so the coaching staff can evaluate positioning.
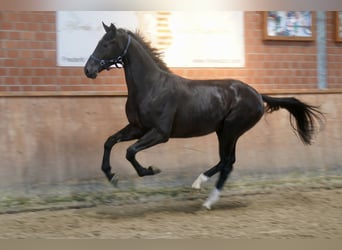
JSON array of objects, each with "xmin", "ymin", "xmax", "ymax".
[{"xmin": 0, "ymin": 186, "xmax": 341, "ymax": 239}]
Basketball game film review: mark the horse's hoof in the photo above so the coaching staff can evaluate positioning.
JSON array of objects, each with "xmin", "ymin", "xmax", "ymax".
[
  {"xmin": 192, "ymin": 173, "xmax": 209, "ymax": 189},
  {"xmin": 202, "ymin": 202, "xmax": 212, "ymax": 210},
  {"xmin": 110, "ymin": 175, "xmax": 119, "ymax": 187},
  {"xmin": 191, "ymin": 179, "xmax": 201, "ymax": 189},
  {"xmin": 148, "ymin": 166, "xmax": 161, "ymax": 175}
]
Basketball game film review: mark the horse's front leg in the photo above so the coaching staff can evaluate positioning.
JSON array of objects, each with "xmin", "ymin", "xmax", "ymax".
[
  {"xmin": 102, "ymin": 124, "xmax": 144, "ymax": 185},
  {"xmin": 126, "ymin": 128, "xmax": 169, "ymax": 177}
]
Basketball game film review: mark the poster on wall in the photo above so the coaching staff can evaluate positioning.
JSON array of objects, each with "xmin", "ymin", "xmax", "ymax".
[
  {"xmin": 56, "ymin": 11, "xmax": 138, "ymax": 67},
  {"xmin": 336, "ymin": 11, "xmax": 342, "ymax": 42},
  {"xmin": 56, "ymin": 11, "xmax": 245, "ymax": 68},
  {"xmin": 263, "ymin": 11, "xmax": 315, "ymax": 41}
]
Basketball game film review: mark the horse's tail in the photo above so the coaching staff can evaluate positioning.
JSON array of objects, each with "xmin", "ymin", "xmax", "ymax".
[{"xmin": 261, "ymin": 94, "xmax": 325, "ymax": 145}]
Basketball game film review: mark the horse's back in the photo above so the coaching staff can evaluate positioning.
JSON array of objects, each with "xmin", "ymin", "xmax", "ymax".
[{"xmin": 169, "ymin": 78, "xmax": 263, "ymax": 138}]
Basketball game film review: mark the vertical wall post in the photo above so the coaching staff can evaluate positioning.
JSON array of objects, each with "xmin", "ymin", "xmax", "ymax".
[{"xmin": 316, "ymin": 11, "xmax": 327, "ymax": 89}]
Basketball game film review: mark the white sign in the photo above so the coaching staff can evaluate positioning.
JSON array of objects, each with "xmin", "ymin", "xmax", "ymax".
[
  {"xmin": 56, "ymin": 11, "xmax": 244, "ymax": 67},
  {"xmin": 56, "ymin": 11, "xmax": 138, "ymax": 66}
]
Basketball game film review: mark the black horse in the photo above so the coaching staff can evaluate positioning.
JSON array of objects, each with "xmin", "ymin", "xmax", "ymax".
[{"xmin": 84, "ymin": 23, "xmax": 324, "ymax": 209}]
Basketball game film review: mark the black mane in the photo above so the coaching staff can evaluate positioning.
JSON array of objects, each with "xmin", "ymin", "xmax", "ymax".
[{"xmin": 121, "ymin": 29, "xmax": 172, "ymax": 73}]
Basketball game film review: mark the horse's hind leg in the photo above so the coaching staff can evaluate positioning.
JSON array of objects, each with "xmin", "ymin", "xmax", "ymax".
[
  {"xmin": 203, "ymin": 141, "xmax": 237, "ymax": 209},
  {"xmin": 191, "ymin": 163, "xmax": 221, "ymax": 189},
  {"xmin": 191, "ymin": 132, "xmax": 231, "ymax": 189},
  {"xmin": 201, "ymin": 104, "xmax": 263, "ymax": 209},
  {"xmin": 192, "ymin": 164, "xmax": 229, "ymax": 189},
  {"xmin": 201, "ymin": 128, "xmax": 238, "ymax": 209}
]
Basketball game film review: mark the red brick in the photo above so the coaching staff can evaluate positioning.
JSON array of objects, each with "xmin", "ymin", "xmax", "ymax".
[
  {"xmin": 21, "ymin": 68, "xmax": 33, "ymax": 76},
  {"xmin": 3, "ymin": 59, "xmax": 16, "ymax": 67},
  {"xmin": 17, "ymin": 77, "xmax": 31, "ymax": 85},
  {"xmin": 17, "ymin": 59, "xmax": 31, "ymax": 67},
  {"xmin": 34, "ymin": 85, "xmax": 57, "ymax": 91},
  {"xmin": 8, "ymin": 68, "xmax": 20, "ymax": 75},
  {"xmin": 60, "ymin": 85, "xmax": 94, "ymax": 92},
  {"xmin": 0, "ymin": 85, "xmax": 9, "ymax": 91},
  {"xmin": 3, "ymin": 77, "xmax": 16, "ymax": 85},
  {"xmin": 19, "ymin": 50, "xmax": 33, "ymax": 58},
  {"xmin": 20, "ymin": 86, "xmax": 33, "ymax": 91},
  {"xmin": 20, "ymin": 31, "xmax": 35, "ymax": 40},
  {"xmin": 7, "ymin": 32, "xmax": 21, "ymax": 40},
  {"xmin": 0, "ymin": 21, "xmax": 14, "ymax": 30},
  {"xmin": 41, "ymin": 23, "xmax": 55, "ymax": 32}
]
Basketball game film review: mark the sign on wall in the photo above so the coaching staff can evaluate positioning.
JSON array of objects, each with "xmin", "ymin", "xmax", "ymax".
[{"xmin": 56, "ymin": 11, "xmax": 244, "ymax": 67}]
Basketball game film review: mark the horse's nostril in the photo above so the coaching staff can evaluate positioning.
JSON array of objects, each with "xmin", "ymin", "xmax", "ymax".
[{"xmin": 84, "ymin": 67, "xmax": 97, "ymax": 79}]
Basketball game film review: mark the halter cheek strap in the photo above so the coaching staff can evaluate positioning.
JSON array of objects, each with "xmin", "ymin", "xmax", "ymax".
[{"xmin": 91, "ymin": 34, "xmax": 131, "ymax": 69}]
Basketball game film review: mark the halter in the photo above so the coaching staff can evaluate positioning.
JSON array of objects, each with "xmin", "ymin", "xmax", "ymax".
[{"xmin": 90, "ymin": 34, "xmax": 131, "ymax": 69}]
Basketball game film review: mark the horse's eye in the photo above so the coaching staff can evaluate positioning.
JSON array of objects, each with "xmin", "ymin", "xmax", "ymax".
[{"xmin": 102, "ymin": 43, "xmax": 108, "ymax": 48}]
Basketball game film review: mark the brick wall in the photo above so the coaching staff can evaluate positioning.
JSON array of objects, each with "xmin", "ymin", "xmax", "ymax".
[{"xmin": 0, "ymin": 11, "xmax": 341, "ymax": 95}]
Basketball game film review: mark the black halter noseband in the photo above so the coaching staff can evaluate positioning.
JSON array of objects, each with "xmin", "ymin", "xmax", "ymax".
[{"xmin": 90, "ymin": 34, "xmax": 131, "ymax": 69}]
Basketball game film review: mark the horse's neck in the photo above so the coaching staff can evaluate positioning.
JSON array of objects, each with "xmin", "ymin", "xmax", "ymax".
[{"xmin": 123, "ymin": 39, "xmax": 162, "ymax": 95}]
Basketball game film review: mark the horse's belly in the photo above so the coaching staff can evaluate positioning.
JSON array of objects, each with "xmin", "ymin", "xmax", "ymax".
[
  {"xmin": 170, "ymin": 117, "xmax": 220, "ymax": 138},
  {"xmin": 171, "ymin": 129, "xmax": 215, "ymax": 138}
]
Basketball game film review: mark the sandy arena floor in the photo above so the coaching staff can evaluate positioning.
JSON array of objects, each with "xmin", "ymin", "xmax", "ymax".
[{"xmin": 0, "ymin": 187, "xmax": 341, "ymax": 239}]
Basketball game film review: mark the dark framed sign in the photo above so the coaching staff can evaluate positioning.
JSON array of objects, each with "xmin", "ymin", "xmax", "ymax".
[
  {"xmin": 336, "ymin": 11, "xmax": 342, "ymax": 42},
  {"xmin": 263, "ymin": 11, "xmax": 315, "ymax": 41}
]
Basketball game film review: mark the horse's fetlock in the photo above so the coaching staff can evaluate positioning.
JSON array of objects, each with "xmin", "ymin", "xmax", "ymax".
[
  {"xmin": 101, "ymin": 164, "xmax": 111, "ymax": 173},
  {"xmin": 137, "ymin": 171, "xmax": 145, "ymax": 177},
  {"xmin": 222, "ymin": 165, "xmax": 233, "ymax": 175}
]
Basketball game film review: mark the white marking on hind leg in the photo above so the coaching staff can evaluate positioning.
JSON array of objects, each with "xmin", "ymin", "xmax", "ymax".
[
  {"xmin": 192, "ymin": 173, "xmax": 209, "ymax": 189},
  {"xmin": 203, "ymin": 188, "xmax": 221, "ymax": 210}
]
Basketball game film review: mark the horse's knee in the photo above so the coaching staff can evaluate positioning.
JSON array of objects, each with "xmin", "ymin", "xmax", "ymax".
[
  {"xmin": 126, "ymin": 147, "xmax": 136, "ymax": 161},
  {"xmin": 104, "ymin": 137, "xmax": 116, "ymax": 150}
]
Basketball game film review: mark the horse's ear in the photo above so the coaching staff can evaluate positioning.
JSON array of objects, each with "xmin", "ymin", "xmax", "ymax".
[
  {"xmin": 102, "ymin": 22, "xmax": 116, "ymax": 33},
  {"xmin": 109, "ymin": 23, "xmax": 116, "ymax": 32},
  {"xmin": 102, "ymin": 22, "xmax": 110, "ymax": 32}
]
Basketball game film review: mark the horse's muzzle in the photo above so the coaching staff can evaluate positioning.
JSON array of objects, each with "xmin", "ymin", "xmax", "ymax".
[{"xmin": 84, "ymin": 67, "xmax": 97, "ymax": 79}]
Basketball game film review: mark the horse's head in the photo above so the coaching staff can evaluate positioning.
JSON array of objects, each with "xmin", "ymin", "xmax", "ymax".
[{"xmin": 84, "ymin": 22, "xmax": 130, "ymax": 79}]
